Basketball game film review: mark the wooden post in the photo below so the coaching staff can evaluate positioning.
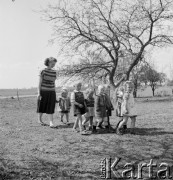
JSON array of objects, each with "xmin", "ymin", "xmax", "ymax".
[
  {"xmin": 17, "ymin": 88, "xmax": 20, "ymax": 101},
  {"xmin": 16, "ymin": 88, "xmax": 21, "ymax": 107}
]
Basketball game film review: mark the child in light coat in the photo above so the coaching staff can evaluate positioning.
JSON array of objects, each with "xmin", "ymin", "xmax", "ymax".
[{"xmin": 116, "ymin": 81, "xmax": 137, "ymax": 135}]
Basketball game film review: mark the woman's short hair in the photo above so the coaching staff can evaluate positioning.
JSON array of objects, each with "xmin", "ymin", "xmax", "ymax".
[{"xmin": 44, "ymin": 57, "xmax": 57, "ymax": 66}]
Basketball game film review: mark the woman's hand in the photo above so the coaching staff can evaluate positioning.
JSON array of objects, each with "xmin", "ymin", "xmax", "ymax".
[
  {"xmin": 78, "ymin": 103, "xmax": 83, "ymax": 108},
  {"xmin": 37, "ymin": 94, "xmax": 42, "ymax": 100}
]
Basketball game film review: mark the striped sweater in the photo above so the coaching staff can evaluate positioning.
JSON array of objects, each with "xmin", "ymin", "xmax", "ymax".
[{"xmin": 40, "ymin": 68, "xmax": 56, "ymax": 91}]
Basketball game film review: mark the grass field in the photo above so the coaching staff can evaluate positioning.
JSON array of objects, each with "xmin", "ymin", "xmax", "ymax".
[{"xmin": 0, "ymin": 96, "xmax": 173, "ymax": 179}]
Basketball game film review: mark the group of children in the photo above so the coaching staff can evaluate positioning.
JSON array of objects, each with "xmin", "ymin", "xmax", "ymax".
[{"xmin": 56, "ymin": 81, "xmax": 137, "ymax": 135}]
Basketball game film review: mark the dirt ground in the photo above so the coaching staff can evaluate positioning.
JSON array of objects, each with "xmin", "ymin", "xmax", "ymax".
[{"xmin": 0, "ymin": 96, "xmax": 173, "ymax": 180}]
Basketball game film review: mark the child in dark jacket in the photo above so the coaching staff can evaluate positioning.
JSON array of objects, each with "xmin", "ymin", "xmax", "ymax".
[
  {"xmin": 71, "ymin": 82, "xmax": 88, "ymax": 135},
  {"xmin": 95, "ymin": 85, "xmax": 108, "ymax": 129},
  {"xmin": 104, "ymin": 84, "xmax": 114, "ymax": 131}
]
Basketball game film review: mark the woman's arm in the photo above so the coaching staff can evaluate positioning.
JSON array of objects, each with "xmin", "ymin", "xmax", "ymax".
[{"xmin": 37, "ymin": 71, "xmax": 43, "ymax": 99}]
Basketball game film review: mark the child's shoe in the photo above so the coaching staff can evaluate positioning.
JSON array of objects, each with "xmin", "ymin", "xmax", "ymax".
[
  {"xmin": 66, "ymin": 121, "xmax": 70, "ymax": 125},
  {"xmin": 50, "ymin": 124, "xmax": 57, "ymax": 128},
  {"xmin": 92, "ymin": 126, "xmax": 97, "ymax": 134},
  {"xmin": 97, "ymin": 122, "xmax": 104, "ymax": 129},
  {"xmin": 83, "ymin": 125, "xmax": 86, "ymax": 130},
  {"xmin": 105, "ymin": 125, "xmax": 109, "ymax": 129},
  {"xmin": 88, "ymin": 126, "xmax": 92, "ymax": 131},
  {"xmin": 73, "ymin": 128, "xmax": 79, "ymax": 133},
  {"xmin": 80, "ymin": 130, "xmax": 90, "ymax": 135},
  {"xmin": 105, "ymin": 125, "xmax": 111, "ymax": 133},
  {"xmin": 123, "ymin": 125, "xmax": 127, "ymax": 130},
  {"xmin": 116, "ymin": 128, "xmax": 123, "ymax": 135}
]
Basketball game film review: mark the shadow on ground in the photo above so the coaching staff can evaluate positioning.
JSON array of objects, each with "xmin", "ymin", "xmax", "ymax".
[
  {"xmin": 0, "ymin": 157, "xmax": 101, "ymax": 180},
  {"xmin": 133, "ymin": 128, "xmax": 173, "ymax": 136}
]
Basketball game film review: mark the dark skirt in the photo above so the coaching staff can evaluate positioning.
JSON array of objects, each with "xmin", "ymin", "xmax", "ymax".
[
  {"xmin": 74, "ymin": 105, "xmax": 86, "ymax": 116},
  {"xmin": 37, "ymin": 90, "xmax": 56, "ymax": 114},
  {"xmin": 107, "ymin": 109, "xmax": 112, "ymax": 116}
]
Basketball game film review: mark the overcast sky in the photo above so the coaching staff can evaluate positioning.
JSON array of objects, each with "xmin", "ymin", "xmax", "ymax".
[{"xmin": 0, "ymin": 0, "xmax": 173, "ymax": 89}]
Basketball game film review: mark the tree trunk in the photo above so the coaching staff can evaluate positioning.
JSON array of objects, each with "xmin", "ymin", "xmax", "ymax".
[
  {"xmin": 152, "ymin": 87, "xmax": 155, "ymax": 96},
  {"xmin": 133, "ymin": 89, "xmax": 137, "ymax": 98},
  {"xmin": 133, "ymin": 79, "xmax": 138, "ymax": 98}
]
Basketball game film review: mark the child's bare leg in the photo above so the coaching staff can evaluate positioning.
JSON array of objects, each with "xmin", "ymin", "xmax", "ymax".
[
  {"xmin": 65, "ymin": 113, "xmax": 69, "ymax": 123},
  {"xmin": 88, "ymin": 117, "xmax": 93, "ymax": 130},
  {"xmin": 60, "ymin": 113, "xmax": 64, "ymax": 122},
  {"xmin": 117, "ymin": 116, "xmax": 128, "ymax": 134},
  {"xmin": 38, "ymin": 113, "xmax": 43, "ymax": 123},
  {"xmin": 92, "ymin": 117, "xmax": 97, "ymax": 133},
  {"xmin": 102, "ymin": 117, "xmax": 108, "ymax": 127},
  {"xmin": 82, "ymin": 114, "xmax": 90, "ymax": 125},
  {"xmin": 130, "ymin": 117, "xmax": 136, "ymax": 128},
  {"xmin": 78, "ymin": 114, "xmax": 84, "ymax": 132},
  {"xmin": 118, "ymin": 116, "xmax": 128, "ymax": 129},
  {"xmin": 73, "ymin": 116, "xmax": 79, "ymax": 130},
  {"xmin": 97, "ymin": 118, "xmax": 104, "ymax": 129},
  {"xmin": 116, "ymin": 117, "xmax": 123, "ymax": 129}
]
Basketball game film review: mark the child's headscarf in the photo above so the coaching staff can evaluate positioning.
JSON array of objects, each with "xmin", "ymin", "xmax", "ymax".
[{"xmin": 97, "ymin": 85, "xmax": 105, "ymax": 94}]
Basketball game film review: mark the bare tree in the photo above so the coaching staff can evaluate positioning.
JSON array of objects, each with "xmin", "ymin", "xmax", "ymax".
[
  {"xmin": 42, "ymin": 0, "xmax": 173, "ymax": 88},
  {"xmin": 130, "ymin": 60, "xmax": 149, "ymax": 98}
]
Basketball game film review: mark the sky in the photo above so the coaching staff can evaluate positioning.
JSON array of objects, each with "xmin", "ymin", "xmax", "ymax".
[{"xmin": 0, "ymin": 0, "xmax": 173, "ymax": 89}]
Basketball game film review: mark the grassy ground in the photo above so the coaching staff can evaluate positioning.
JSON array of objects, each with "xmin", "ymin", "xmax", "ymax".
[{"xmin": 0, "ymin": 96, "xmax": 173, "ymax": 179}]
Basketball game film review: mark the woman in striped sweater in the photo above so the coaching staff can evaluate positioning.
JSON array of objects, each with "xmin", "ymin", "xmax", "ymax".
[{"xmin": 37, "ymin": 57, "xmax": 57, "ymax": 128}]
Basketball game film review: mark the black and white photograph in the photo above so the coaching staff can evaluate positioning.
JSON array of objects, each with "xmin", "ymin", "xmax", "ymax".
[{"xmin": 0, "ymin": 0, "xmax": 173, "ymax": 179}]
